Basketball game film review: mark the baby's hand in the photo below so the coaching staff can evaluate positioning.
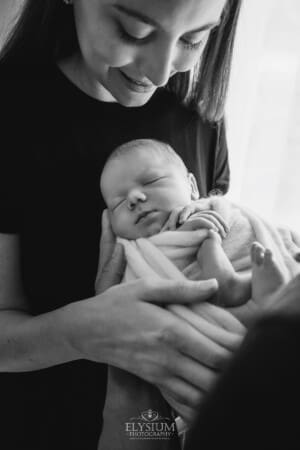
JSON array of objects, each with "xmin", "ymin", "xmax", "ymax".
[{"xmin": 162, "ymin": 202, "xmax": 229, "ymax": 238}]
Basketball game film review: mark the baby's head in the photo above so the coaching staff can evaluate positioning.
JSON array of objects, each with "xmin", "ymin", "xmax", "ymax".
[{"xmin": 100, "ymin": 139, "xmax": 199, "ymax": 239}]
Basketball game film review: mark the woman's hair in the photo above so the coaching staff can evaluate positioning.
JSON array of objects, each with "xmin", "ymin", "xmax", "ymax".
[
  {"xmin": 0, "ymin": 0, "xmax": 242, "ymax": 122},
  {"xmin": 170, "ymin": 0, "xmax": 243, "ymax": 122}
]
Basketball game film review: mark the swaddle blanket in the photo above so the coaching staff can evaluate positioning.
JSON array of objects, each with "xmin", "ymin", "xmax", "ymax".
[{"xmin": 98, "ymin": 196, "xmax": 300, "ymax": 450}]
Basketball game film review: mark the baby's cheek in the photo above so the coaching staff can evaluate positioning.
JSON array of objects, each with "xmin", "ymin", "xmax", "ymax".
[
  {"xmin": 110, "ymin": 213, "xmax": 122, "ymax": 234},
  {"xmin": 111, "ymin": 213, "xmax": 132, "ymax": 239}
]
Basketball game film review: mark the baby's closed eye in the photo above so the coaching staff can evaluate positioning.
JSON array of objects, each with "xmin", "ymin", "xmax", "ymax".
[{"xmin": 143, "ymin": 177, "xmax": 164, "ymax": 185}]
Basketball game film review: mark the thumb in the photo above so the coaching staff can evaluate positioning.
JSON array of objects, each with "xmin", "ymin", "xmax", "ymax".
[
  {"xmin": 140, "ymin": 278, "xmax": 218, "ymax": 304},
  {"xmin": 98, "ymin": 209, "xmax": 116, "ymax": 274},
  {"xmin": 95, "ymin": 243, "xmax": 126, "ymax": 294}
]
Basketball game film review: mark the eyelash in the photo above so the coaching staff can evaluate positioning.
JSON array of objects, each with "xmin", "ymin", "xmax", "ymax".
[
  {"xmin": 144, "ymin": 177, "xmax": 162, "ymax": 185},
  {"xmin": 117, "ymin": 25, "xmax": 203, "ymax": 52}
]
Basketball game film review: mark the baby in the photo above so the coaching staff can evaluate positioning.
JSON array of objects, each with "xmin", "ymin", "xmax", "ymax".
[
  {"xmin": 99, "ymin": 138, "xmax": 291, "ymax": 448},
  {"xmin": 100, "ymin": 138, "xmax": 286, "ymax": 307}
]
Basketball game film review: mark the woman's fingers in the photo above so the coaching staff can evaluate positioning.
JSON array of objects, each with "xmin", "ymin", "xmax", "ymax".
[
  {"xmin": 190, "ymin": 302, "xmax": 246, "ymax": 335},
  {"xmin": 170, "ymin": 353, "xmax": 218, "ymax": 392},
  {"xmin": 160, "ymin": 388, "xmax": 199, "ymax": 424},
  {"xmin": 98, "ymin": 209, "xmax": 116, "ymax": 273},
  {"xmin": 168, "ymin": 317, "xmax": 231, "ymax": 370},
  {"xmin": 95, "ymin": 243, "xmax": 126, "ymax": 294},
  {"xmin": 139, "ymin": 277, "xmax": 218, "ymax": 304},
  {"xmin": 170, "ymin": 304, "xmax": 244, "ymax": 351},
  {"xmin": 95, "ymin": 210, "xmax": 126, "ymax": 294}
]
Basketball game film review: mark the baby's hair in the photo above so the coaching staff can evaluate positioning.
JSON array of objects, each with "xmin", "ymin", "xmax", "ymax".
[{"xmin": 103, "ymin": 139, "xmax": 189, "ymax": 175}]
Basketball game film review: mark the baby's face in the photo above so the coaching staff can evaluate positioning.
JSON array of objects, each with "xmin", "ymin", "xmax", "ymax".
[{"xmin": 101, "ymin": 148, "xmax": 197, "ymax": 239}]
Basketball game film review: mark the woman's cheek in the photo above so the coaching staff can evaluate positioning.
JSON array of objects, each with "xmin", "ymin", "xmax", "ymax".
[
  {"xmin": 104, "ymin": 41, "xmax": 136, "ymax": 67},
  {"xmin": 174, "ymin": 51, "xmax": 202, "ymax": 72},
  {"xmin": 91, "ymin": 28, "xmax": 135, "ymax": 67}
]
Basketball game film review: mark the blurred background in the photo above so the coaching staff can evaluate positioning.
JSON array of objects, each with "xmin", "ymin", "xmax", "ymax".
[
  {"xmin": 226, "ymin": 0, "xmax": 300, "ymax": 231},
  {"xmin": 1, "ymin": 0, "xmax": 299, "ymax": 230}
]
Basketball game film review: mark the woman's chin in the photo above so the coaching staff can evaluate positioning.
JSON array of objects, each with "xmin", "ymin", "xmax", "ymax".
[{"xmin": 115, "ymin": 90, "xmax": 156, "ymax": 108}]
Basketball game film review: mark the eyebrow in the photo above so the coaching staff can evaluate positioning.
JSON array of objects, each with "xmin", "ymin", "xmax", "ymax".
[{"xmin": 113, "ymin": 5, "xmax": 219, "ymax": 34}]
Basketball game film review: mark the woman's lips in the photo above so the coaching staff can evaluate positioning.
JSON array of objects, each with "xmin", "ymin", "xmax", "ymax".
[{"xmin": 119, "ymin": 71, "xmax": 155, "ymax": 93}]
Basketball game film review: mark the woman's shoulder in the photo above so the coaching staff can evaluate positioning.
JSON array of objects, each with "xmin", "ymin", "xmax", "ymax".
[
  {"xmin": 0, "ymin": 61, "xmax": 50, "ymax": 106},
  {"xmin": 0, "ymin": 59, "xmax": 59, "ymax": 92}
]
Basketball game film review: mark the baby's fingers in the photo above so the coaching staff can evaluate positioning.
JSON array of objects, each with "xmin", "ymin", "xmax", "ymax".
[
  {"xmin": 179, "ymin": 217, "xmax": 219, "ymax": 233},
  {"xmin": 203, "ymin": 210, "xmax": 229, "ymax": 234},
  {"xmin": 178, "ymin": 204, "xmax": 199, "ymax": 224},
  {"xmin": 161, "ymin": 207, "xmax": 183, "ymax": 231},
  {"xmin": 189, "ymin": 211, "xmax": 228, "ymax": 237},
  {"xmin": 140, "ymin": 278, "xmax": 218, "ymax": 305}
]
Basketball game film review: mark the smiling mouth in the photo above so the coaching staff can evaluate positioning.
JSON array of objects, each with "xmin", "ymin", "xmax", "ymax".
[{"xmin": 120, "ymin": 71, "xmax": 154, "ymax": 92}]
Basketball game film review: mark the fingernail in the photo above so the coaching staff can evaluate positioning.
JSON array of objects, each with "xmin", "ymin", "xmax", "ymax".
[{"xmin": 196, "ymin": 279, "xmax": 218, "ymax": 290}]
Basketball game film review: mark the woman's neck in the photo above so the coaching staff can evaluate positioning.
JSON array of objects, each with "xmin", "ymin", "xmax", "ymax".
[{"xmin": 57, "ymin": 53, "xmax": 117, "ymax": 103}]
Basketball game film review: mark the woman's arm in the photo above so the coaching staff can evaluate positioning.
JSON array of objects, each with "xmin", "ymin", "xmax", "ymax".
[
  {"xmin": 0, "ymin": 232, "xmax": 232, "ymax": 417},
  {"xmin": 0, "ymin": 233, "xmax": 79, "ymax": 371}
]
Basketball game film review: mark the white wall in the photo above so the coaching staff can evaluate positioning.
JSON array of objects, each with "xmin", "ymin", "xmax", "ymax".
[{"xmin": 226, "ymin": 0, "xmax": 300, "ymax": 230}]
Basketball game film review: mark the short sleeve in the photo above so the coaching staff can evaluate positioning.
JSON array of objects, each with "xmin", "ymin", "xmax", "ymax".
[
  {"xmin": 0, "ymin": 71, "xmax": 23, "ymax": 233},
  {"xmin": 209, "ymin": 118, "xmax": 230, "ymax": 196},
  {"xmin": 0, "ymin": 149, "xmax": 22, "ymax": 233}
]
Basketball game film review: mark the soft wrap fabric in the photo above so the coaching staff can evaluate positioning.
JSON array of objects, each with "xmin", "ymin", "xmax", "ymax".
[{"xmin": 98, "ymin": 197, "xmax": 300, "ymax": 450}]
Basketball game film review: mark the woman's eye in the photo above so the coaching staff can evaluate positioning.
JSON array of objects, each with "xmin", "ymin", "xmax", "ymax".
[
  {"xmin": 117, "ymin": 22, "xmax": 152, "ymax": 44},
  {"xmin": 180, "ymin": 38, "xmax": 204, "ymax": 52}
]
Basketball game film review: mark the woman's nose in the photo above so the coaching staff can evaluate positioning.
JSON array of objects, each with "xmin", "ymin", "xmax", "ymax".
[
  {"xmin": 127, "ymin": 189, "xmax": 147, "ymax": 210},
  {"xmin": 141, "ymin": 41, "xmax": 175, "ymax": 87}
]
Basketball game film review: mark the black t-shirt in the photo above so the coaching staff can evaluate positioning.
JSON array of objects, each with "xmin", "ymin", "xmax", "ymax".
[{"xmin": 0, "ymin": 63, "xmax": 229, "ymax": 449}]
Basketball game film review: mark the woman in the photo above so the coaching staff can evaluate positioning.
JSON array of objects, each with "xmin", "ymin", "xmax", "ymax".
[{"xmin": 0, "ymin": 1, "xmax": 242, "ymax": 449}]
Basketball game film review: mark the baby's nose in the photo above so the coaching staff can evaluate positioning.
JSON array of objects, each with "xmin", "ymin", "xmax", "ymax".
[{"xmin": 127, "ymin": 190, "xmax": 147, "ymax": 210}]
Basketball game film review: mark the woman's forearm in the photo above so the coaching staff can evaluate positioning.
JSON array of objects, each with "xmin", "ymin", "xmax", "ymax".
[{"xmin": 0, "ymin": 306, "xmax": 80, "ymax": 372}]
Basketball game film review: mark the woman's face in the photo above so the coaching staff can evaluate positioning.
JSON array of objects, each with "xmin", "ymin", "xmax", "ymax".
[{"xmin": 73, "ymin": 0, "xmax": 227, "ymax": 106}]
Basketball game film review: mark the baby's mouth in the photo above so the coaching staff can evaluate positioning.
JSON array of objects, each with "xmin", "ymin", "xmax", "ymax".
[{"xmin": 135, "ymin": 210, "xmax": 155, "ymax": 224}]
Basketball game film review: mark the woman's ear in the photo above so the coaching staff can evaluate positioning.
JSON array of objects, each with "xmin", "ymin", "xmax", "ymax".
[{"xmin": 188, "ymin": 173, "xmax": 200, "ymax": 200}]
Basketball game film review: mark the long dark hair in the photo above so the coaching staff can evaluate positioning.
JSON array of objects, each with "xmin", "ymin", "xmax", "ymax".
[{"xmin": 0, "ymin": 0, "xmax": 242, "ymax": 122}]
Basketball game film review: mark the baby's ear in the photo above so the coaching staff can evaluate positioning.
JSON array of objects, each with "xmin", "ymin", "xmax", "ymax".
[{"xmin": 188, "ymin": 173, "xmax": 200, "ymax": 200}]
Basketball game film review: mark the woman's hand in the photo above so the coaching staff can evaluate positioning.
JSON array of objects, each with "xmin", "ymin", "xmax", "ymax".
[
  {"xmin": 90, "ymin": 211, "xmax": 241, "ymax": 415},
  {"xmin": 69, "ymin": 274, "xmax": 239, "ymax": 413},
  {"xmin": 158, "ymin": 301, "xmax": 246, "ymax": 423},
  {"xmin": 95, "ymin": 209, "xmax": 126, "ymax": 294},
  {"xmin": 161, "ymin": 202, "xmax": 228, "ymax": 238}
]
